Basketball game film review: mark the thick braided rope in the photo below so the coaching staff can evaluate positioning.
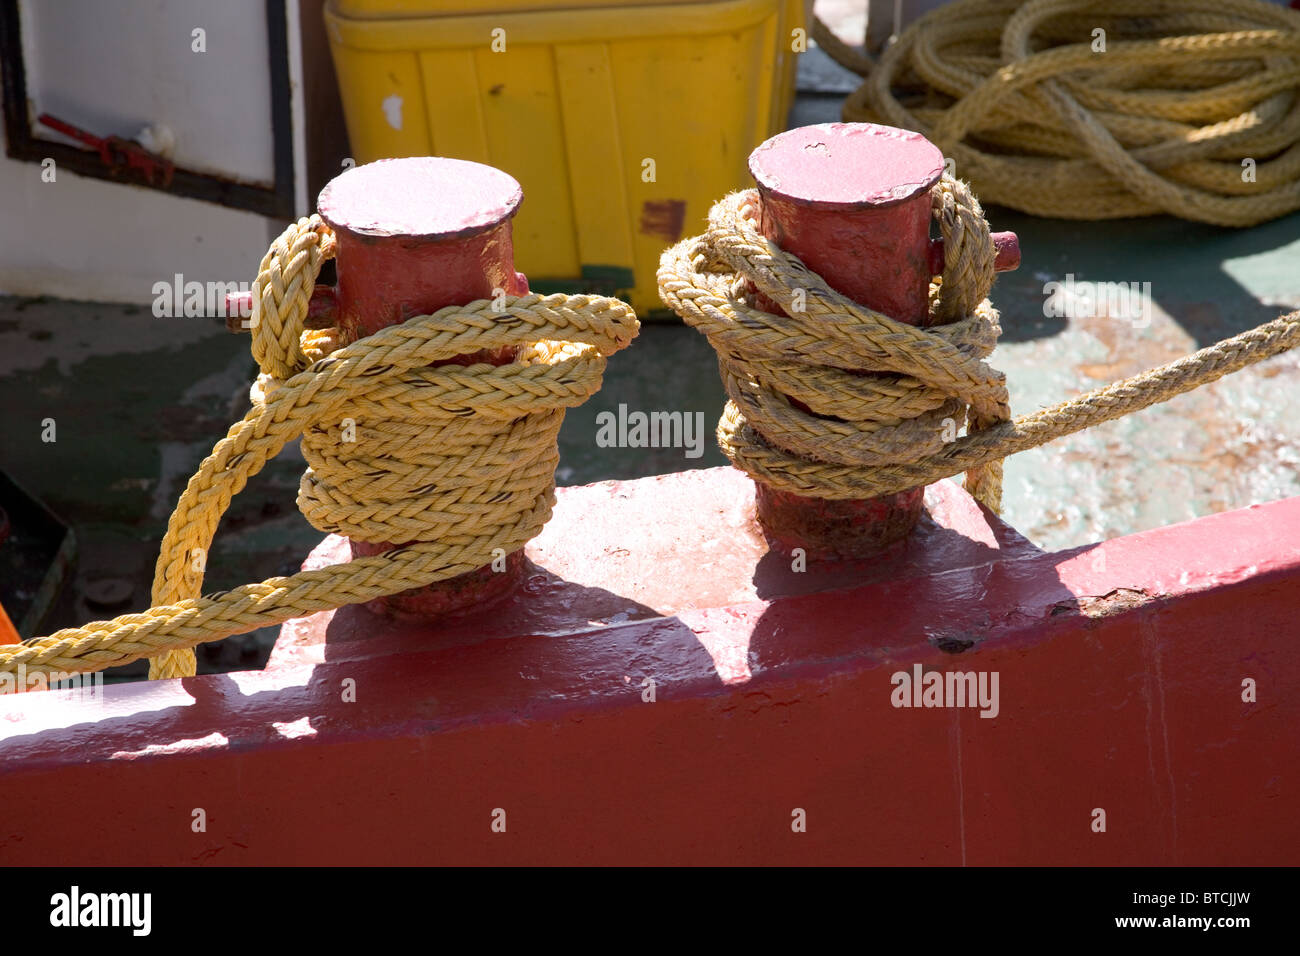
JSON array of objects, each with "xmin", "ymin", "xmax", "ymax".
[
  {"xmin": 3, "ymin": 216, "xmax": 638, "ymax": 680},
  {"xmin": 819, "ymin": 0, "xmax": 1300, "ymax": 227},
  {"xmin": 657, "ymin": 181, "xmax": 1300, "ymax": 508}
]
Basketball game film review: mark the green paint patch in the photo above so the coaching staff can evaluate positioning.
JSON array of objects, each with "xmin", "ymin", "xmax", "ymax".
[{"xmin": 0, "ymin": 336, "xmax": 251, "ymax": 530}]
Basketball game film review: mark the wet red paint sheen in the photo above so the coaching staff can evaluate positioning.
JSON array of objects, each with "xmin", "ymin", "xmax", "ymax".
[
  {"xmin": 745, "ymin": 123, "xmax": 1019, "ymax": 558},
  {"xmin": 270, "ymin": 469, "xmax": 1044, "ymax": 666},
  {"xmin": 1, "ymin": 479, "xmax": 1297, "ymax": 865},
  {"xmin": 316, "ymin": 157, "xmax": 531, "ymax": 615}
]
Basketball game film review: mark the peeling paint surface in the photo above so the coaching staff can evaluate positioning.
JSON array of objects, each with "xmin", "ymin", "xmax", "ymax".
[
  {"xmin": 988, "ymin": 211, "xmax": 1300, "ymax": 550},
  {"xmin": 381, "ymin": 94, "xmax": 403, "ymax": 131}
]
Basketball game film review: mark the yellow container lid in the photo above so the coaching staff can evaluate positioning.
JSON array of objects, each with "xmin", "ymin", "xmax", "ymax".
[{"xmin": 335, "ymin": 0, "xmax": 726, "ymax": 18}]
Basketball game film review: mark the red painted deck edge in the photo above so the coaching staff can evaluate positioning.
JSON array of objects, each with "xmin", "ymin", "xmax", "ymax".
[{"xmin": 1, "ymin": 491, "xmax": 1297, "ymax": 865}]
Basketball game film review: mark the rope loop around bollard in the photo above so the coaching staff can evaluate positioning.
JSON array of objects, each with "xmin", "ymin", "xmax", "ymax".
[
  {"xmin": 657, "ymin": 175, "xmax": 1300, "ymax": 513},
  {"xmin": 0, "ymin": 216, "xmax": 639, "ymax": 680},
  {"xmin": 660, "ymin": 174, "xmax": 1012, "ymax": 510}
]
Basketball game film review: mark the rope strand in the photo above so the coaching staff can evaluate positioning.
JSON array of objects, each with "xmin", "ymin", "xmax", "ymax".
[
  {"xmin": 815, "ymin": 0, "xmax": 1300, "ymax": 226},
  {"xmin": 2, "ymin": 218, "xmax": 638, "ymax": 679},
  {"xmin": 657, "ymin": 179, "xmax": 1300, "ymax": 510}
]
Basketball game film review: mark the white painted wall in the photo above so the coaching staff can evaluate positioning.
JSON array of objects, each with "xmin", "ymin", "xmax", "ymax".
[{"xmin": 0, "ymin": 152, "xmax": 275, "ymax": 304}]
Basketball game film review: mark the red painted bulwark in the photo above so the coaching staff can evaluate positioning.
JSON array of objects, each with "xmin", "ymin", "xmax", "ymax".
[{"xmin": 1, "ymin": 471, "xmax": 1297, "ymax": 865}]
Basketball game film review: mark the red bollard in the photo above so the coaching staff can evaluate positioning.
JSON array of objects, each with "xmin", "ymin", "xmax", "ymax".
[
  {"xmin": 745, "ymin": 123, "xmax": 1019, "ymax": 559},
  {"xmin": 314, "ymin": 156, "xmax": 531, "ymax": 616}
]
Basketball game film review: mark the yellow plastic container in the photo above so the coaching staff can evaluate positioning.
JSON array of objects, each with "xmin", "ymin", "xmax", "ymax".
[{"xmin": 324, "ymin": 0, "xmax": 804, "ymax": 314}]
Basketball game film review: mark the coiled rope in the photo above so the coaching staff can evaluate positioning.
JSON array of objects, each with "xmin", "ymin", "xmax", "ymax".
[
  {"xmin": 2, "ymin": 216, "xmax": 638, "ymax": 680},
  {"xmin": 815, "ymin": 0, "xmax": 1300, "ymax": 226},
  {"xmin": 656, "ymin": 177, "xmax": 1300, "ymax": 508}
]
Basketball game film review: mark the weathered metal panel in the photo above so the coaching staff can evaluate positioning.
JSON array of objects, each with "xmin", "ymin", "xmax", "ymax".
[{"xmin": 1, "ymin": 471, "xmax": 1295, "ymax": 865}]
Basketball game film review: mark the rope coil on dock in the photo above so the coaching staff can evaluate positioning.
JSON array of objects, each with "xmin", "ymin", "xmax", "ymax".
[
  {"xmin": 2, "ymin": 216, "xmax": 639, "ymax": 680},
  {"xmin": 657, "ymin": 178, "xmax": 1300, "ymax": 510},
  {"xmin": 818, "ymin": 0, "xmax": 1300, "ymax": 227}
]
